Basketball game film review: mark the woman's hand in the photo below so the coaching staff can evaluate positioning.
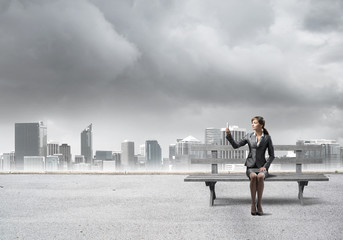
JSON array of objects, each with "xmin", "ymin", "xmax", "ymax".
[
  {"xmin": 259, "ymin": 167, "xmax": 266, "ymax": 172},
  {"xmin": 225, "ymin": 128, "xmax": 231, "ymax": 135}
]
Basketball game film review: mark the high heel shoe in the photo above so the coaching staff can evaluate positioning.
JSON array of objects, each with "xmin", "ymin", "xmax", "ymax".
[
  {"xmin": 251, "ymin": 205, "xmax": 257, "ymax": 216},
  {"xmin": 257, "ymin": 204, "xmax": 263, "ymax": 216}
]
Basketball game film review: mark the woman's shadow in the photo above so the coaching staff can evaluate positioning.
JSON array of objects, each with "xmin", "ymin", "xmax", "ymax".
[{"xmin": 214, "ymin": 196, "xmax": 324, "ymax": 207}]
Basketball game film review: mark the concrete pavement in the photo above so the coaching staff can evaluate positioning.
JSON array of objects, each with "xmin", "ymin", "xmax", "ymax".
[{"xmin": 0, "ymin": 173, "xmax": 341, "ymax": 239}]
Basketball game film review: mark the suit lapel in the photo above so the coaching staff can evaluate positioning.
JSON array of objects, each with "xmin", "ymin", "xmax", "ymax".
[
  {"xmin": 250, "ymin": 132, "xmax": 267, "ymax": 148},
  {"xmin": 257, "ymin": 135, "xmax": 267, "ymax": 148},
  {"xmin": 250, "ymin": 133, "xmax": 257, "ymax": 147}
]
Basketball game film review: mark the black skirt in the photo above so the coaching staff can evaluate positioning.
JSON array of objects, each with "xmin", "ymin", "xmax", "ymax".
[{"xmin": 246, "ymin": 167, "xmax": 269, "ymax": 179}]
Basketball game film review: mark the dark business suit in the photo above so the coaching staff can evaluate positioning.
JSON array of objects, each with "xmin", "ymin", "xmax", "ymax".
[{"xmin": 226, "ymin": 132, "xmax": 275, "ymax": 171}]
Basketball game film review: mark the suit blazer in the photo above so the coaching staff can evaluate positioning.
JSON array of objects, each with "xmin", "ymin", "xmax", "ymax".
[{"xmin": 226, "ymin": 132, "xmax": 275, "ymax": 169}]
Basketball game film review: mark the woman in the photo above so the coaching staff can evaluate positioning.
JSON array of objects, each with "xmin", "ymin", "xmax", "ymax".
[{"xmin": 225, "ymin": 116, "xmax": 275, "ymax": 216}]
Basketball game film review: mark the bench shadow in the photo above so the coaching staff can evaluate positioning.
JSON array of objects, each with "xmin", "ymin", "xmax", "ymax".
[{"xmin": 214, "ymin": 197, "xmax": 324, "ymax": 206}]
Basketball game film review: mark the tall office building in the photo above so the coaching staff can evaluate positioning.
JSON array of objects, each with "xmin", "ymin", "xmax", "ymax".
[
  {"xmin": 81, "ymin": 124, "xmax": 93, "ymax": 165},
  {"xmin": 205, "ymin": 127, "xmax": 222, "ymax": 158},
  {"xmin": 205, "ymin": 128, "xmax": 221, "ymax": 145},
  {"xmin": 59, "ymin": 144, "xmax": 72, "ymax": 168},
  {"xmin": 121, "ymin": 140, "xmax": 135, "ymax": 169},
  {"xmin": 145, "ymin": 140, "xmax": 162, "ymax": 169},
  {"xmin": 15, "ymin": 122, "xmax": 47, "ymax": 170},
  {"xmin": 112, "ymin": 151, "xmax": 121, "ymax": 169},
  {"xmin": 220, "ymin": 125, "xmax": 246, "ymax": 159},
  {"xmin": 47, "ymin": 142, "xmax": 59, "ymax": 156},
  {"xmin": 139, "ymin": 144, "xmax": 146, "ymax": 156},
  {"xmin": 169, "ymin": 144, "xmax": 176, "ymax": 166}
]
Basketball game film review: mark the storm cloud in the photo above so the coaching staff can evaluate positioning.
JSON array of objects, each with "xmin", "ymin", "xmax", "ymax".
[{"xmin": 1, "ymin": 0, "xmax": 342, "ymax": 156}]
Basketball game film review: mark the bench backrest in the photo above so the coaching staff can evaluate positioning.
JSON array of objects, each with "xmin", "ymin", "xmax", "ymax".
[{"xmin": 190, "ymin": 144, "xmax": 324, "ymax": 174}]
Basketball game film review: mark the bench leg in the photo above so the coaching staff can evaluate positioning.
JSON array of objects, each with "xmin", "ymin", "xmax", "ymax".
[
  {"xmin": 298, "ymin": 181, "xmax": 308, "ymax": 205},
  {"xmin": 205, "ymin": 182, "xmax": 217, "ymax": 206}
]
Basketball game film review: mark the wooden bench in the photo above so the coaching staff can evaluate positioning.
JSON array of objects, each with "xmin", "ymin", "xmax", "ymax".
[{"xmin": 184, "ymin": 144, "xmax": 329, "ymax": 206}]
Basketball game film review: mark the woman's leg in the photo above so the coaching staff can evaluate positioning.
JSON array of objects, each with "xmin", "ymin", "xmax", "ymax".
[
  {"xmin": 256, "ymin": 173, "xmax": 265, "ymax": 214},
  {"xmin": 249, "ymin": 172, "xmax": 258, "ymax": 214}
]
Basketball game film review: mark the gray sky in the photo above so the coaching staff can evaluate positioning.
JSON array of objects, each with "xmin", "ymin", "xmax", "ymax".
[{"xmin": 1, "ymin": 0, "xmax": 343, "ymax": 157}]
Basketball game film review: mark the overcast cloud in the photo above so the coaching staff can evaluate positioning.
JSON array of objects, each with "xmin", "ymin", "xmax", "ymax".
[{"xmin": 1, "ymin": 0, "xmax": 343, "ymax": 157}]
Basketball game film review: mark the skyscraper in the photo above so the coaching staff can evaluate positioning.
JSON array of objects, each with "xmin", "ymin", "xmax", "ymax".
[
  {"xmin": 205, "ymin": 128, "xmax": 221, "ymax": 145},
  {"xmin": 145, "ymin": 140, "xmax": 162, "ymax": 169},
  {"xmin": 112, "ymin": 151, "xmax": 121, "ymax": 169},
  {"xmin": 205, "ymin": 128, "xmax": 222, "ymax": 158},
  {"xmin": 15, "ymin": 122, "xmax": 47, "ymax": 170},
  {"xmin": 59, "ymin": 143, "xmax": 72, "ymax": 169},
  {"xmin": 47, "ymin": 142, "xmax": 59, "ymax": 156},
  {"xmin": 169, "ymin": 144, "xmax": 176, "ymax": 166},
  {"xmin": 81, "ymin": 124, "xmax": 93, "ymax": 165},
  {"xmin": 121, "ymin": 140, "xmax": 135, "ymax": 169},
  {"xmin": 139, "ymin": 144, "xmax": 145, "ymax": 156},
  {"xmin": 220, "ymin": 125, "xmax": 246, "ymax": 159}
]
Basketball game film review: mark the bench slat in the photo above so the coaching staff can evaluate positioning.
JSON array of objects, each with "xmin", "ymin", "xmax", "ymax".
[
  {"xmin": 190, "ymin": 144, "xmax": 323, "ymax": 151},
  {"xmin": 184, "ymin": 173, "xmax": 329, "ymax": 182},
  {"xmin": 191, "ymin": 157, "xmax": 324, "ymax": 164},
  {"xmin": 191, "ymin": 158, "xmax": 245, "ymax": 164}
]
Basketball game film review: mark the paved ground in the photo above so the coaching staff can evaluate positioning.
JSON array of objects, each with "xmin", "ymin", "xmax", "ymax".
[{"xmin": 0, "ymin": 173, "xmax": 342, "ymax": 240}]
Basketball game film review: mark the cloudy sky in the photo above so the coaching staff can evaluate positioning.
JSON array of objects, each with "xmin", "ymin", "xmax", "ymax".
[{"xmin": 1, "ymin": 0, "xmax": 342, "ymax": 157}]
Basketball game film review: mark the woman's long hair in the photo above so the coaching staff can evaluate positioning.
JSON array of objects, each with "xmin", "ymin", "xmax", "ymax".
[{"xmin": 251, "ymin": 116, "xmax": 269, "ymax": 135}]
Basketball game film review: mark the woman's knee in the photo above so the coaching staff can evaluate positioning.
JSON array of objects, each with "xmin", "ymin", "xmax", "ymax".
[
  {"xmin": 257, "ymin": 173, "xmax": 265, "ymax": 181},
  {"xmin": 249, "ymin": 172, "xmax": 257, "ymax": 180}
]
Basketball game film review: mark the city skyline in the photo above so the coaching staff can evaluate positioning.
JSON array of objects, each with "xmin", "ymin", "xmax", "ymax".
[
  {"xmin": 1, "ymin": 120, "xmax": 342, "ymax": 159},
  {"xmin": 0, "ymin": 1, "xmax": 342, "ymax": 158},
  {"xmin": 1, "ymin": 121, "xmax": 342, "ymax": 172}
]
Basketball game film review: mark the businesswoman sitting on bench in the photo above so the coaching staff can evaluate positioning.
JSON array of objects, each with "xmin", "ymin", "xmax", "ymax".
[{"xmin": 225, "ymin": 116, "xmax": 275, "ymax": 216}]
